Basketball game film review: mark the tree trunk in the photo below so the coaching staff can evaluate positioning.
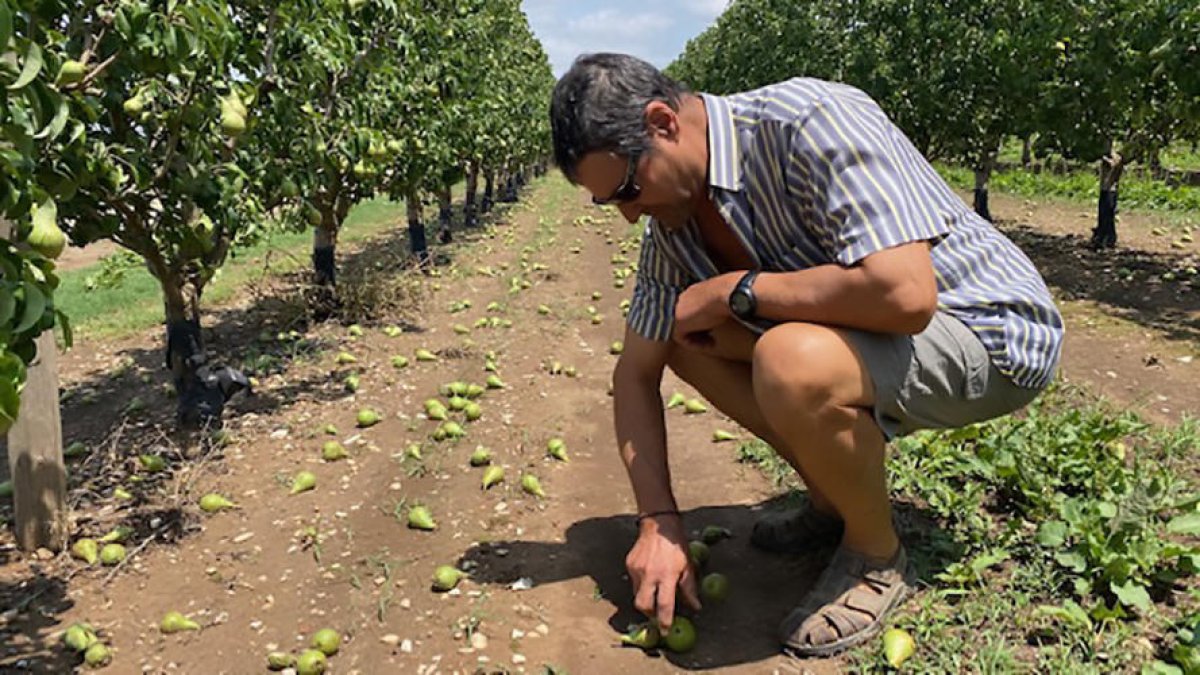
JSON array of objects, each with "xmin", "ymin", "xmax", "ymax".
[
  {"xmin": 1021, "ymin": 136, "xmax": 1032, "ymax": 168},
  {"xmin": 313, "ymin": 224, "xmax": 337, "ymax": 287},
  {"xmin": 162, "ymin": 270, "xmax": 221, "ymax": 427},
  {"xmin": 437, "ymin": 185, "xmax": 453, "ymax": 244},
  {"xmin": 482, "ymin": 171, "xmax": 494, "ymax": 213},
  {"xmin": 1148, "ymin": 149, "xmax": 1164, "ymax": 180},
  {"xmin": 464, "ymin": 163, "xmax": 479, "ymax": 227},
  {"xmin": 407, "ymin": 190, "xmax": 430, "ymax": 269},
  {"xmin": 972, "ymin": 151, "xmax": 996, "ymax": 222},
  {"xmin": 1093, "ymin": 149, "xmax": 1124, "ymax": 249}
]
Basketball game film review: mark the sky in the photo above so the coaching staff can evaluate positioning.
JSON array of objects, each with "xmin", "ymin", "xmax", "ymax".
[{"xmin": 521, "ymin": 0, "xmax": 728, "ymax": 77}]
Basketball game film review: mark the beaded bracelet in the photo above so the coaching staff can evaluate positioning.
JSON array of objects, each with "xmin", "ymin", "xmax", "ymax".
[{"xmin": 635, "ymin": 509, "xmax": 682, "ymax": 523}]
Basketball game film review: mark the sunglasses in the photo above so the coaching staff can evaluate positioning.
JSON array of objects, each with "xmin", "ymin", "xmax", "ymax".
[{"xmin": 592, "ymin": 153, "xmax": 642, "ymax": 205}]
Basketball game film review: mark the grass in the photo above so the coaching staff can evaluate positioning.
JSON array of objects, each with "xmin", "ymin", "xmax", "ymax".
[{"xmin": 733, "ymin": 384, "xmax": 1200, "ymax": 673}]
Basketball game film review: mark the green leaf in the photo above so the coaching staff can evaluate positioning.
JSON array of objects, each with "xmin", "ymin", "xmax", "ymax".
[
  {"xmin": 1110, "ymin": 579, "xmax": 1152, "ymax": 611},
  {"xmin": 8, "ymin": 40, "xmax": 43, "ymax": 91},
  {"xmin": 1037, "ymin": 520, "xmax": 1069, "ymax": 547},
  {"xmin": 0, "ymin": 1, "xmax": 12, "ymax": 54},
  {"xmin": 1140, "ymin": 660, "xmax": 1183, "ymax": 675},
  {"xmin": 1167, "ymin": 513, "xmax": 1200, "ymax": 536},
  {"xmin": 1055, "ymin": 550, "xmax": 1088, "ymax": 572}
]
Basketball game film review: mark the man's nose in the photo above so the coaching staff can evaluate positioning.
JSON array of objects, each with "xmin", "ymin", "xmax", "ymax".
[{"xmin": 618, "ymin": 203, "xmax": 641, "ymax": 224}]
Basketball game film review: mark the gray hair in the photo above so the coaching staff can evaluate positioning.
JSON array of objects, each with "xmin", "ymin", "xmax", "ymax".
[{"xmin": 549, "ymin": 53, "xmax": 691, "ymax": 183}]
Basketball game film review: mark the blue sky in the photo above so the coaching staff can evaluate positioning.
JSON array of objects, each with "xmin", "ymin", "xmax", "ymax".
[{"xmin": 521, "ymin": 0, "xmax": 728, "ymax": 77}]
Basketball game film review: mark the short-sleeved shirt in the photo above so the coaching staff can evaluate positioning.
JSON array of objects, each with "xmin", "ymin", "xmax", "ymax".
[{"xmin": 626, "ymin": 77, "xmax": 1064, "ymax": 389}]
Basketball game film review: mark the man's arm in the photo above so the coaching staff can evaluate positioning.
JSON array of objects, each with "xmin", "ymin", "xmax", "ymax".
[{"xmin": 613, "ymin": 326, "xmax": 701, "ymax": 630}]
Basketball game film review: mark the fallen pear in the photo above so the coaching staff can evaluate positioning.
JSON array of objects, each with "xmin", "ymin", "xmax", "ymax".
[
  {"xmin": 71, "ymin": 538, "xmax": 99, "ymax": 565},
  {"xmin": 463, "ymin": 403, "xmax": 482, "ymax": 421},
  {"xmin": 447, "ymin": 381, "xmax": 469, "ymax": 396},
  {"xmin": 701, "ymin": 525, "xmax": 732, "ymax": 545},
  {"xmin": 415, "ymin": 348, "xmax": 438, "ymax": 362},
  {"xmin": 321, "ymin": 441, "xmax": 348, "ymax": 461},
  {"xmin": 521, "ymin": 473, "xmax": 546, "ymax": 498},
  {"xmin": 481, "ymin": 465, "xmax": 505, "ymax": 490},
  {"xmin": 323, "ymin": 424, "xmax": 338, "ymax": 435},
  {"xmin": 465, "ymin": 383, "xmax": 485, "ymax": 398},
  {"xmin": 712, "ymin": 429, "xmax": 737, "ymax": 442},
  {"xmin": 688, "ymin": 540, "xmax": 710, "ymax": 567},
  {"xmin": 438, "ymin": 421, "xmax": 465, "ymax": 439},
  {"xmin": 99, "ymin": 543, "xmax": 126, "ymax": 566},
  {"xmin": 391, "ymin": 355, "xmax": 409, "ymax": 369},
  {"xmin": 484, "ymin": 360, "xmax": 499, "ymax": 373},
  {"xmin": 335, "ymin": 351, "xmax": 357, "ymax": 365},
  {"xmin": 883, "ymin": 627, "xmax": 916, "ymax": 668},
  {"xmin": 138, "ymin": 454, "xmax": 167, "ymax": 472},
  {"xmin": 408, "ymin": 505, "xmax": 436, "ymax": 530},
  {"xmin": 290, "ymin": 470, "xmax": 317, "ymax": 495},
  {"xmin": 485, "ymin": 374, "xmax": 505, "ymax": 389},
  {"xmin": 199, "ymin": 493, "xmax": 236, "ymax": 513},
  {"xmin": 266, "ymin": 651, "xmax": 295, "ymax": 670},
  {"xmin": 383, "ymin": 325, "xmax": 403, "ymax": 337},
  {"xmin": 432, "ymin": 564, "xmax": 465, "ymax": 592},
  {"xmin": 537, "ymin": 304, "xmax": 551, "ymax": 315},
  {"xmin": 453, "ymin": 323, "xmax": 471, "ymax": 335},
  {"xmin": 620, "ymin": 622, "xmax": 661, "ymax": 649},
  {"xmin": 113, "ymin": 487, "xmax": 132, "ymax": 500},
  {"xmin": 344, "ymin": 373, "xmax": 360, "ymax": 392},
  {"xmin": 547, "ymin": 438, "xmax": 568, "ymax": 462},
  {"xmin": 405, "ymin": 443, "xmax": 422, "ymax": 460},
  {"xmin": 64, "ymin": 623, "xmax": 98, "ymax": 651},
  {"xmin": 83, "ymin": 642, "xmax": 112, "ymax": 667},
  {"xmin": 683, "ymin": 399, "xmax": 708, "ymax": 414},
  {"xmin": 356, "ymin": 408, "xmax": 381, "ymax": 427},
  {"xmin": 665, "ymin": 392, "xmax": 686, "ymax": 409},
  {"xmin": 700, "ymin": 572, "xmax": 730, "ymax": 603},
  {"xmin": 311, "ymin": 628, "xmax": 341, "ymax": 656},
  {"xmin": 469, "ymin": 447, "xmax": 493, "ymax": 466},
  {"xmin": 160, "ymin": 611, "xmax": 200, "ymax": 634},
  {"xmin": 447, "ymin": 396, "xmax": 468, "ymax": 411},
  {"xmin": 347, "ymin": 324, "xmax": 364, "ymax": 337},
  {"xmin": 98, "ymin": 525, "xmax": 133, "ymax": 543},
  {"xmin": 610, "ymin": 341, "xmax": 624, "ymax": 355},
  {"xmin": 664, "ymin": 617, "xmax": 697, "ymax": 653},
  {"xmin": 296, "ymin": 648, "xmax": 327, "ymax": 675}
]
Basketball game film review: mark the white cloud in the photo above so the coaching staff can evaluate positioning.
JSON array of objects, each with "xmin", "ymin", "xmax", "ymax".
[{"xmin": 685, "ymin": 0, "xmax": 728, "ymax": 19}]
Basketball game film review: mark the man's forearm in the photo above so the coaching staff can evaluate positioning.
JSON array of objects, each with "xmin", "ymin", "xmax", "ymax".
[{"xmin": 613, "ymin": 369, "xmax": 677, "ymax": 515}]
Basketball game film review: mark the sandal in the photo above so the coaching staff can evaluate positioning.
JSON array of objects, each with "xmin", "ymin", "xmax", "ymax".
[
  {"xmin": 750, "ymin": 504, "xmax": 844, "ymax": 554},
  {"xmin": 779, "ymin": 544, "xmax": 915, "ymax": 658}
]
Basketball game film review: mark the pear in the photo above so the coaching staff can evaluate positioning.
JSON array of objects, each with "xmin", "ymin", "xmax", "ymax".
[
  {"xmin": 665, "ymin": 392, "xmax": 686, "ymax": 409},
  {"xmin": 453, "ymin": 323, "xmax": 470, "ymax": 335},
  {"xmin": 160, "ymin": 610, "xmax": 200, "ymax": 633},
  {"xmin": 138, "ymin": 454, "xmax": 166, "ymax": 472},
  {"xmin": 465, "ymin": 384, "xmax": 485, "ymax": 398},
  {"xmin": 0, "ymin": 480, "xmax": 10, "ymax": 497},
  {"xmin": 71, "ymin": 538, "xmax": 99, "ymax": 565},
  {"xmin": 537, "ymin": 304, "xmax": 551, "ymax": 315},
  {"xmin": 447, "ymin": 396, "xmax": 468, "ymax": 411},
  {"xmin": 414, "ymin": 348, "xmax": 438, "ymax": 362},
  {"xmin": 83, "ymin": 642, "xmax": 112, "ymax": 667},
  {"xmin": 99, "ymin": 543, "xmax": 126, "ymax": 566},
  {"xmin": 383, "ymin": 325, "xmax": 403, "ymax": 337},
  {"xmin": 438, "ymin": 421, "xmax": 465, "ymax": 439},
  {"xmin": 683, "ymin": 399, "xmax": 708, "ymax": 414},
  {"xmin": 426, "ymin": 403, "xmax": 448, "ymax": 421},
  {"xmin": 610, "ymin": 341, "xmax": 624, "ymax": 355},
  {"xmin": 620, "ymin": 622, "xmax": 661, "ymax": 649},
  {"xmin": 321, "ymin": 441, "xmax": 348, "ymax": 461},
  {"xmin": 481, "ymin": 465, "xmax": 505, "ymax": 490},
  {"xmin": 221, "ymin": 109, "xmax": 246, "ymax": 137},
  {"xmin": 98, "ymin": 526, "xmax": 133, "ymax": 544},
  {"xmin": 122, "ymin": 94, "xmax": 144, "ymax": 116},
  {"xmin": 113, "ymin": 487, "xmax": 132, "ymax": 500},
  {"xmin": 484, "ymin": 360, "xmax": 499, "ymax": 373},
  {"xmin": 712, "ymin": 429, "xmax": 737, "ymax": 442},
  {"xmin": 335, "ymin": 351, "xmax": 357, "ymax": 365},
  {"xmin": 64, "ymin": 622, "xmax": 98, "ymax": 651},
  {"xmin": 700, "ymin": 572, "xmax": 730, "ymax": 603},
  {"xmin": 347, "ymin": 324, "xmax": 364, "ymax": 337},
  {"xmin": 447, "ymin": 381, "xmax": 469, "ymax": 396},
  {"xmin": 356, "ymin": 408, "xmax": 381, "ymax": 427},
  {"xmin": 405, "ymin": 443, "xmax": 422, "ymax": 460},
  {"xmin": 56, "ymin": 59, "xmax": 86, "ymax": 85},
  {"xmin": 199, "ymin": 493, "xmax": 236, "ymax": 513},
  {"xmin": 432, "ymin": 564, "xmax": 464, "ymax": 592},
  {"xmin": 391, "ymin": 355, "xmax": 409, "ymax": 368},
  {"xmin": 344, "ymin": 373, "xmax": 360, "ymax": 392},
  {"xmin": 521, "ymin": 473, "xmax": 546, "ymax": 498},
  {"xmin": 408, "ymin": 505, "xmax": 436, "ymax": 530},
  {"xmin": 296, "ymin": 648, "xmax": 327, "ymax": 675},
  {"xmin": 688, "ymin": 540, "xmax": 710, "ymax": 567},
  {"xmin": 64, "ymin": 441, "xmax": 88, "ymax": 458},
  {"xmin": 546, "ymin": 438, "xmax": 568, "ymax": 462},
  {"xmin": 266, "ymin": 651, "xmax": 295, "ymax": 670},
  {"xmin": 27, "ymin": 199, "xmax": 66, "ymax": 259},
  {"xmin": 323, "ymin": 424, "xmax": 338, "ymax": 435},
  {"xmin": 290, "ymin": 470, "xmax": 317, "ymax": 494},
  {"xmin": 463, "ymin": 402, "xmax": 482, "ymax": 422},
  {"xmin": 311, "ymin": 628, "xmax": 341, "ymax": 656},
  {"xmin": 883, "ymin": 628, "xmax": 916, "ymax": 667},
  {"xmin": 485, "ymin": 374, "xmax": 505, "ymax": 389},
  {"xmin": 469, "ymin": 446, "xmax": 492, "ymax": 466},
  {"xmin": 701, "ymin": 525, "xmax": 732, "ymax": 545}
]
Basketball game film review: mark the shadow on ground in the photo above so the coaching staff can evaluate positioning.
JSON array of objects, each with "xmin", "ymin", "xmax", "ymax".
[
  {"xmin": 998, "ymin": 221, "xmax": 1200, "ymax": 344},
  {"xmin": 459, "ymin": 494, "xmax": 960, "ymax": 671}
]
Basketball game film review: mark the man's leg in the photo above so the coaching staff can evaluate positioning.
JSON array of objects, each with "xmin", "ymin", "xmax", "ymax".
[{"xmin": 665, "ymin": 321, "xmax": 839, "ymax": 517}]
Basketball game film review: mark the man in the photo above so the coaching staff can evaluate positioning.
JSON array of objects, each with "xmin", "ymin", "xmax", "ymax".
[{"xmin": 548, "ymin": 53, "xmax": 1063, "ymax": 658}]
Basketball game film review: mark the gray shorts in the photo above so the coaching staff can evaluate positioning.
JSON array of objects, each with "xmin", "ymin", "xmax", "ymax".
[{"xmin": 844, "ymin": 312, "xmax": 1043, "ymax": 441}]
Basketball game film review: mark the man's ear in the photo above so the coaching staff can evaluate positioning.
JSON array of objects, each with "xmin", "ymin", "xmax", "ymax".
[{"xmin": 644, "ymin": 100, "xmax": 678, "ymax": 139}]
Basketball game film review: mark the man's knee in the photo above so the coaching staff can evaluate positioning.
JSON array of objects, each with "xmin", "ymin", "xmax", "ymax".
[{"xmin": 751, "ymin": 323, "xmax": 872, "ymax": 421}]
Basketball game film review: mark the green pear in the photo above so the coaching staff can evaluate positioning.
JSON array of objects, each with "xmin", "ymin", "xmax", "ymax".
[
  {"xmin": 469, "ymin": 446, "xmax": 493, "ymax": 466},
  {"xmin": 199, "ymin": 493, "xmax": 236, "ymax": 513},
  {"xmin": 266, "ymin": 651, "xmax": 295, "ymax": 670},
  {"xmin": 290, "ymin": 470, "xmax": 317, "ymax": 495},
  {"xmin": 546, "ymin": 438, "xmax": 568, "ymax": 462},
  {"xmin": 481, "ymin": 465, "xmax": 505, "ymax": 490},
  {"xmin": 700, "ymin": 572, "xmax": 729, "ymax": 603},
  {"xmin": 884, "ymin": 628, "xmax": 916, "ymax": 668},
  {"xmin": 391, "ymin": 355, "xmax": 409, "ymax": 368},
  {"xmin": 321, "ymin": 441, "xmax": 348, "ymax": 461},
  {"xmin": 83, "ymin": 642, "xmax": 112, "ymax": 667},
  {"xmin": 64, "ymin": 622, "xmax": 98, "ymax": 651},
  {"xmin": 521, "ymin": 473, "xmax": 546, "ymax": 498},
  {"xmin": 463, "ymin": 402, "xmax": 482, "ymax": 422},
  {"xmin": 71, "ymin": 538, "xmax": 99, "ymax": 565},
  {"xmin": 701, "ymin": 525, "xmax": 732, "ymax": 545},
  {"xmin": 99, "ymin": 543, "xmax": 125, "ymax": 565},
  {"xmin": 408, "ymin": 505, "xmax": 436, "ymax": 530},
  {"xmin": 485, "ymin": 374, "xmax": 505, "ymax": 389},
  {"xmin": 620, "ymin": 622, "xmax": 661, "ymax": 649},
  {"xmin": 683, "ymin": 399, "xmax": 708, "ymax": 414},
  {"xmin": 414, "ymin": 348, "xmax": 438, "ymax": 362},
  {"xmin": 665, "ymin": 392, "xmax": 686, "ymax": 409},
  {"xmin": 688, "ymin": 540, "xmax": 709, "ymax": 568},
  {"xmin": 311, "ymin": 628, "xmax": 341, "ymax": 656},
  {"xmin": 296, "ymin": 648, "xmax": 327, "ymax": 675},
  {"xmin": 160, "ymin": 610, "xmax": 200, "ymax": 633},
  {"xmin": 712, "ymin": 429, "xmax": 737, "ymax": 442},
  {"xmin": 27, "ymin": 199, "xmax": 66, "ymax": 259},
  {"xmin": 56, "ymin": 59, "xmax": 86, "ymax": 85},
  {"xmin": 356, "ymin": 408, "xmax": 381, "ymax": 427},
  {"xmin": 432, "ymin": 564, "xmax": 464, "ymax": 592}
]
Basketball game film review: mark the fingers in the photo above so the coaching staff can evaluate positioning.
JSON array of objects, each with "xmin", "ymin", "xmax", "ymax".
[
  {"xmin": 655, "ymin": 576, "xmax": 677, "ymax": 631},
  {"xmin": 633, "ymin": 574, "xmax": 657, "ymax": 618},
  {"xmin": 678, "ymin": 563, "xmax": 703, "ymax": 612}
]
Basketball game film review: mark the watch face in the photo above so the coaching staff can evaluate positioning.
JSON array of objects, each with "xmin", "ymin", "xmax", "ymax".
[{"xmin": 731, "ymin": 292, "xmax": 752, "ymax": 316}]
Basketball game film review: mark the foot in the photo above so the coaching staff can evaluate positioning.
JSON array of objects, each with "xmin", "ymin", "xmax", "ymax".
[
  {"xmin": 779, "ymin": 545, "xmax": 915, "ymax": 658},
  {"xmin": 750, "ymin": 504, "xmax": 844, "ymax": 554}
]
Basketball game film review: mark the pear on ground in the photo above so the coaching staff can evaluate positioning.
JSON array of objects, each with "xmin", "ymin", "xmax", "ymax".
[
  {"xmin": 521, "ymin": 473, "xmax": 546, "ymax": 498},
  {"xmin": 482, "ymin": 465, "xmax": 505, "ymax": 490},
  {"xmin": 160, "ymin": 610, "xmax": 201, "ymax": 633}
]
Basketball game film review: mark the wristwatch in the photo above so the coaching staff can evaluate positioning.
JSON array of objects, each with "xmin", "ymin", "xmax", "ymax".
[{"xmin": 728, "ymin": 270, "xmax": 760, "ymax": 320}]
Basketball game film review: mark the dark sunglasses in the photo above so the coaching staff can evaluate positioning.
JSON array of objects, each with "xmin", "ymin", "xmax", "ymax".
[{"xmin": 592, "ymin": 153, "xmax": 642, "ymax": 205}]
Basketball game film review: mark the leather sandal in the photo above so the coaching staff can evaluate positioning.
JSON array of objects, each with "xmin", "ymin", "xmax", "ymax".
[
  {"xmin": 750, "ymin": 504, "xmax": 844, "ymax": 554},
  {"xmin": 779, "ymin": 544, "xmax": 915, "ymax": 658}
]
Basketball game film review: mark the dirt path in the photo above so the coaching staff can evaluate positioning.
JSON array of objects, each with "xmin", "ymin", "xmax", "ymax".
[{"xmin": 3, "ymin": 179, "xmax": 830, "ymax": 674}]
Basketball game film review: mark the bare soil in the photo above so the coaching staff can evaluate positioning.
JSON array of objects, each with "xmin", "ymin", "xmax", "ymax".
[{"xmin": 0, "ymin": 181, "xmax": 1195, "ymax": 675}]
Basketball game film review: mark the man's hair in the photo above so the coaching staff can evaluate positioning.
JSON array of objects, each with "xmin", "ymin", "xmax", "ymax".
[{"xmin": 549, "ymin": 53, "xmax": 690, "ymax": 183}]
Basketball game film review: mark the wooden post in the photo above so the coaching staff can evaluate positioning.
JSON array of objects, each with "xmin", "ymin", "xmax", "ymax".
[{"xmin": 1, "ymin": 221, "xmax": 68, "ymax": 552}]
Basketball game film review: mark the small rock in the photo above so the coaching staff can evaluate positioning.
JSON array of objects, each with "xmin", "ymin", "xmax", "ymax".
[
  {"xmin": 470, "ymin": 632, "xmax": 488, "ymax": 650},
  {"xmin": 400, "ymin": 639, "xmax": 413, "ymax": 653},
  {"xmin": 270, "ymin": 428, "xmax": 289, "ymax": 439},
  {"xmin": 510, "ymin": 629, "xmax": 524, "ymax": 640},
  {"xmin": 381, "ymin": 634, "xmax": 401, "ymax": 646},
  {"xmin": 534, "ymin": 623, "xmax": 549, "ymax": 636},
  {"xmin": 400, "ymin": 598, "xmax": 411, "ymax": 609},
  {"xmin": 512, "ymin": 653, "xmax": 526, "ymax": 665},
  {"xmin": 233, "ymin": 532, "xmax": 255, "ymax": 544}
]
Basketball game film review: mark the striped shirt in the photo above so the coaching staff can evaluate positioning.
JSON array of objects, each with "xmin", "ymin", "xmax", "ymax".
[{"xmin": 626, "ymin": 78, "xmax": 1064, "ymax": 388}]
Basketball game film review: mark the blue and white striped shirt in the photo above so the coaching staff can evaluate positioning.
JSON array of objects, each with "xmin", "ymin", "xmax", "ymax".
[{"xmin": 627, "ymin": 78, "xmax": 1063, "ymax": 388}]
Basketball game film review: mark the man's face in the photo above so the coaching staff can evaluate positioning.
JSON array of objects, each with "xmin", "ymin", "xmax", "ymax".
[{"xmin": 573, "ymin": 139, "xmax": 700, "ymax": 230}]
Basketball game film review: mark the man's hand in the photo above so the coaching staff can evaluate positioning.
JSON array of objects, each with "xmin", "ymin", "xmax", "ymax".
[
  {"xmin": 625, "ymin": 514, "xmax": 702, "ymax": 630},
  {"xmin": 673, "ymin": 273, "xmax": 739, "ymax": 348}
]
